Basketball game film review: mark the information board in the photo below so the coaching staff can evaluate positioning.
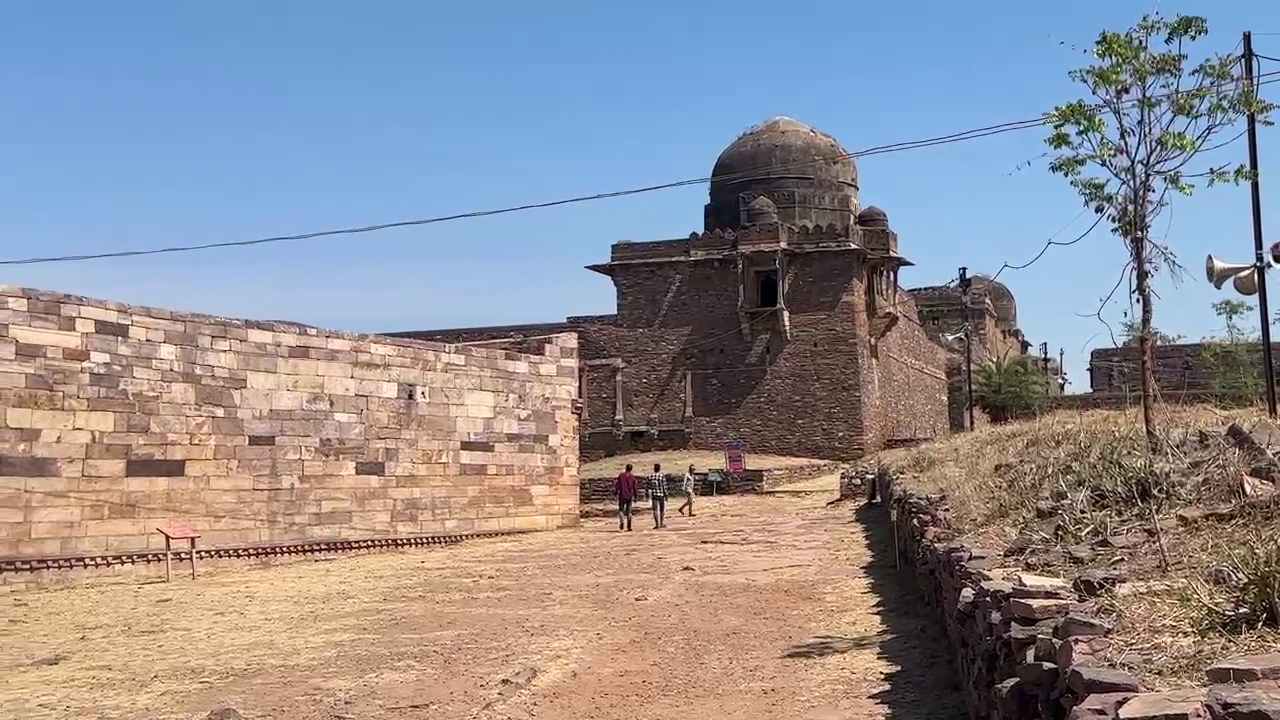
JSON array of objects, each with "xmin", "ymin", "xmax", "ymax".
[{"xmin": 724, "ymin": 441, "xmax": 747, "ymax": 474}]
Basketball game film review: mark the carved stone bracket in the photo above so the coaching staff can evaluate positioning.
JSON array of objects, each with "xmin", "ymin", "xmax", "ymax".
[{"xmin": 868, "ymin": 311, "xmax": 900, "ymax": 342}]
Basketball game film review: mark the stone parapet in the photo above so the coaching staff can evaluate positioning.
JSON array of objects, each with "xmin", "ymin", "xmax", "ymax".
[{"xmin": 874, "ymin": 467, "xmax": 1280, "ymax": 720}]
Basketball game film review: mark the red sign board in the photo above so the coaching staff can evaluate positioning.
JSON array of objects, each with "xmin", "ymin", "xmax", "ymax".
[{"xmin": 724, "ymin": 441, "xmax": 747, "ymax": 474}]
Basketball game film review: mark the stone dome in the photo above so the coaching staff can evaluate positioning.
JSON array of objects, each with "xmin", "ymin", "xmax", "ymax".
[
  {"xmin": 704, "ymin": 116, "xmax": 860, "ymax": 232},
  {"xmin": 857, "ymin": 205, "xmax": 889, "ymax": 228},
  {"xmin": 970, "ymin": 273, "xmax": 1017, "ymax": 327}
]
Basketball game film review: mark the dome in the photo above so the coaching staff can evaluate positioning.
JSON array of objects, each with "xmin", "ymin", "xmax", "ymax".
[
  {"xmin": 857, "ymin": 205, "xmax": 889, "ymax": 228},
  {"xmin": 970, "ymin": 274, "xmax": 1017, "ymax": 327},
  {"xmin": 704, "ymin": 116, "xmax": 859, "ymax": 232}
]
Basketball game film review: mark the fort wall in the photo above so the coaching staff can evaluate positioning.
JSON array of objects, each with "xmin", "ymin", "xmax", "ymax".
[
  {"xmin": 0, "ymin": 286, "xmax": 579, "ymax": 563},
  {"xmin": 1088, "ymin": 342, "xmax": 1275, "ymax": 394}
]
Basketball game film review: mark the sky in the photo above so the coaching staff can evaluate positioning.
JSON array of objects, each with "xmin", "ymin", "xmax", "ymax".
[{"xmin": 3, "ymin": 1, "xmax": 1280, "ymax": 391}]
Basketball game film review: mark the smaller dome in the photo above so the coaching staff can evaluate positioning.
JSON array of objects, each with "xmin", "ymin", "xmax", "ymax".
[
  {"xmin": 744, "ymin": 195, "xmax": 779, "ymax": 225},
  {"xmin": 857, "ymin": 205, "xmax": 889, "ymax": 228}
]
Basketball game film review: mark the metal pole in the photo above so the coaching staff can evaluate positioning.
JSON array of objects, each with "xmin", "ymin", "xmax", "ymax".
[
  {"xmin": 1244, "ymin": 31, "xmax": 1278, "ymax": 419},
  {"xmin": 959, "ymin": 267, "xmax": 976, "ymax": 430}
]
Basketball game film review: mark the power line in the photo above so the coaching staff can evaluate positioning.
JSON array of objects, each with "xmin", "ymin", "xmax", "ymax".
[
  {"xmin": 5, "ymin": 72, "xmax": 1279, "ymax": 268},
  {"xmin": 0, "ymin": 119, "xmax": 1046, "ymax": 267},
  {"xmin": 989, "ymin": 212, "xmax": 1104, "ymax": 285}
]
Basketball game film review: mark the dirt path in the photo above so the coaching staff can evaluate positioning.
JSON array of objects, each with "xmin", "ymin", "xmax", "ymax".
[{"xmin": 0, "ymin": 493, "xmax": 962, "ymax": 720}]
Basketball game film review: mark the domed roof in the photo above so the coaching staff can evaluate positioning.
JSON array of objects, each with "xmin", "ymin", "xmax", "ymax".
[
  {"xmin": 857, "ymin": 205, "xmax": 889, "ymax": 228},
  {"xmin": 703, "ymin": 116, "xmax": 859, "ymax": 232},
  {"xmin": 970, "ymin": 273, "xmax": 1017, "ymax": 327}
]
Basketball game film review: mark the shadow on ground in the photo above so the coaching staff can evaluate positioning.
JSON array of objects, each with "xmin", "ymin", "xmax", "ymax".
[
  {"xmin": 852, "ymin": 501, "xmax": 967, "ymax": 719},
  {"xmin": 782, "ymin": 633, "xmax": 884, "ymax": 658}
]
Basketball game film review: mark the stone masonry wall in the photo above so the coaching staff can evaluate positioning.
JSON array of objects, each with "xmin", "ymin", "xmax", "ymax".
[
  {"xmin": 1089, "ymin": 343, "xmax": 1277, "ymax": 395},
  {"xmin": 392, "ymin": 251, "xmax": 954, "ymax": 463},
  {"xmin": 874, "ymin": 467, "xmax": 1280, "ymax": 720},
  {"xmin": 867, "ymin": 295, "xmax": 952, "ymax": 446},
  {"xmin": 0, "ymin": 286, "xmax": 579, "ymax": 562}
]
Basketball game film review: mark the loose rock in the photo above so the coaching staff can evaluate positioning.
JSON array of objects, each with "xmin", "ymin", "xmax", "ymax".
[
  {"xmin": 1013, "ymin": 573, "xmax": 1076, "ymax": 599},
  {"xmin": 1016, "ymin": 661, "xmax": 1060, "ymax": 688},
  {"xmin": 1204, "ymin": 681, "xmax": 1280, "ymax": 719},
  {"xmin": 1206, "ymin": 655, "xmax": 1280, "ymax": 684},
  {"xmin": 1068, "ymin": 692, "xmax": 1138, "ymax": 720},
  {"xmin": 1010, "ymin": 597, "xmax": 1073, "ymax": 621},
  {"xmin": 1057, "ymin": 613, "xmax": 1113, "ymax": 639},
  {"xmin": 1075, "ymin": 569, "xmax": 1127, "ymax": 598},
  {"xmin": 1117, "ymin": 689, "xmax": 1206, "ymax": 720},
  {"xmin": 1068, "ymin": 666, "xmax": 1144, "ymax": 696}
]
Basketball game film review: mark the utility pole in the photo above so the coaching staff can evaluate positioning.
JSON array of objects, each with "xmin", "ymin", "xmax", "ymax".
[
  {"xmin": 1243, "ymin": 31, "xmax": 1278, "ymax": 419},
  {"xmin": 958, "ymin": 267, "xmax": 976, "ymax": 431}
]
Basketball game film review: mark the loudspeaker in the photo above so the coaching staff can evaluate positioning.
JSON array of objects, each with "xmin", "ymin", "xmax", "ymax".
[
  {"xmin": 1206, "ymin": 254, "xmax": 1258, "ymax": 290},
  {"xmin": 1234, "ymin": 267, "xmax": 1260, "ymax": 296}
]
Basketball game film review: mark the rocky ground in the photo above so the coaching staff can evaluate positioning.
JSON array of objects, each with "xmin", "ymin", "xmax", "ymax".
[
  {"xmin": 879, "ymin": 406, "xmax": 1280, "ymax": 690},
  {"xmin": 0, "ymin": 489, "xmax": 962, "ymax": 720}
]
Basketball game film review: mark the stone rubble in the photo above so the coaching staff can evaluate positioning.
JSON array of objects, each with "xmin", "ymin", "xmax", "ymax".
[{"xmin": 873, "ymin": 464, "xmax": 1280, "ymax": 720}]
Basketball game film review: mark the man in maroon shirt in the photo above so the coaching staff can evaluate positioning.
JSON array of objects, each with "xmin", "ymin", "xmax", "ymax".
[{"xmin": 615, "ymin": 463, "xmax": 638, "ymax": 532}]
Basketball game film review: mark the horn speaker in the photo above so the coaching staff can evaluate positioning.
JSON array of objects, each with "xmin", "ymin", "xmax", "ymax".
[{"xmin": 1206, "ymin": 254, "xmax": 1258, "ymax": 290}]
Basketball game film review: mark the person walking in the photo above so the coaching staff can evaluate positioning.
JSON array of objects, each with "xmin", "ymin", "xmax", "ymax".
[
  {"xmin": 647, "ymin": 463, "xmax": 668, "ymax": 529},
  {"xmin": 615, "ymin": 463, "xmax": 638, "ymax": 532},
  {"xmin": 677, "ymin": 464, "xmax": 696, "ymax": 517}
]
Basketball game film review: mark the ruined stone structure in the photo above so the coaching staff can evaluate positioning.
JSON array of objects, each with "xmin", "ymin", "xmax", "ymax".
[
  {"xmin": 0, "ymin": 287, "xmax": 579, "ymax": 565},
  {"xmin": 393, "ymin": 117, "xmax": 1042, "ymax": 461},
  {"xmin": 910, "ymin": 275, "xmax": 1029, "ymax": 361},
  {"xmin": 909, "ymin": 276, "xmax": 1044, "ymax": 427},
  {"xmin": 1089, "ymin": 341, "xmax": 1273, "ymax": 396}
]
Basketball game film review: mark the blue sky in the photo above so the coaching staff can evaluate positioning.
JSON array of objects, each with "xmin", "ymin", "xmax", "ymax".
[{"xmin": 3, "ymin": 0, "xmax": 1280, "ymax": 389}]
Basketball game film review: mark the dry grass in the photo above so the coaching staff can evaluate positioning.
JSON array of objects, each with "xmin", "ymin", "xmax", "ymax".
[
  {"xmin": 879, "ymin": 404, "xmax": 1280, "ymax": 688},
  {"xmin": 580, "ymin": 449, "xmax": 827, "ymax": 477}
]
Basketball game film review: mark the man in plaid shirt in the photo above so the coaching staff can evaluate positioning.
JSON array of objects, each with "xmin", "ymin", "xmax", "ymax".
[{"xmin": 647, "ymin": 463, "xmax": 669, "ymax": 529}]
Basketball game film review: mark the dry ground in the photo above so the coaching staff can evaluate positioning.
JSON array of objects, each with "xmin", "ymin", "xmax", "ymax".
[
  {"xmin": 0, "ymin": 488, "xmax": 962, "ymax": 720},
  {"xmin": 580, "ymin": 450, "xmax": 826, "ymax": 477},
  {"xmin": 879, "ymin": 404, "xmax": 1280, "ymax": 689}
]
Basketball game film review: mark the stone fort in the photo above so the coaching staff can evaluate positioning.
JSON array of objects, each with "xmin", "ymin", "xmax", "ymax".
[{"xmin": 394, "ymin": 117, "xmax": 1038, "ymax": 461}]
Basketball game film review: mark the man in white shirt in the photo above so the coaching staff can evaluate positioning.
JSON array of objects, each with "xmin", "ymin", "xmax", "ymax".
[{"xmin": 677, "ymin": 464, "xmax": 696, "ymax": 517}]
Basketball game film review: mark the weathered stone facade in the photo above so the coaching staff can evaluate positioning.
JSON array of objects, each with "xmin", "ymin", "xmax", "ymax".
[
  {"xmin": 0, "ymin": 286, "xmax": 579, "ymax": 563},
  {"xmin": 1089, "ymin": 342, "xmax": 1274, "ymax": 395},
  {"xmin": 911, "ymin": 274, "xmax": 1029, "ymax": 362},
  {"xmin": 391, "ymin": 116, "xmax": 998, "ymax": 461}
]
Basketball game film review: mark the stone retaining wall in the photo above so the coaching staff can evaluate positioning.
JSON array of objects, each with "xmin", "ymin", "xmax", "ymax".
[
  {"xmin": 0, "ymin": 286, "xmax": 580, "ymax": 583},
  {"xmin": 875, "ymin": 467, "xmax": 1280, "ymax": 719},
  {"xmin": 579, "ymin": 469, "xmax": 768, "ymax": 505}
]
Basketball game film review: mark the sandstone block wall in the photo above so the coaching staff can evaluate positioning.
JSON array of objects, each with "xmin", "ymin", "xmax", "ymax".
[
  {"xmin": 868, "ymin": 297, "xmax": 952, "ymax": 446},
  {"xmin": 875, "ymin": 468, "xmax": 1280, "ymax": 720},
  {"xmin": 1089, "ymin": 343, "xmax": 1277, "ymax": 395},
  {"xmin": 0, "ymin": 286, "xmax": 579, "ymax": 561}
]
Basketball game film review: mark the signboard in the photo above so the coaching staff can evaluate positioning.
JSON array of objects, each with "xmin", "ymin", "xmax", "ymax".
[
  {"xmin": 724, "ymin": 441, "xmax": 747, "ymax": 474},
  {"xmin": 706, "ymin": 469, "xmax": 725, "ymax": 496}
]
